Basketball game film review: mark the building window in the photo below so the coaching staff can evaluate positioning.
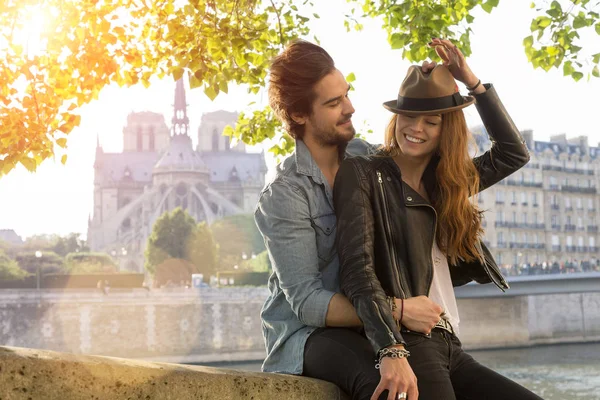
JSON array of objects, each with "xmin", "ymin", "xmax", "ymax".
[
  {"xmin": 496, "ymin": 190, "xmax": 504, "ymax": 202},
  {"xmin": 551, "ymin": 215, "xmax": 558, "ymax": 226},
  {"xmin": 532, "ymin": 192, "xmax": 537, "ymax": 204},
  {"xmin": 137, "ymin": 127, "xmax": 143, "ymax": 150},
  {"xmin": 552, "ymin": 235, "xmax": 559, "ymax": 246},
  {"xmin": 511, "ymin": 191, "xmax": 517, "ymax": 204},
  {"xmin": 498, "ymin": 232, "xmax": 504, "ymax": 243},
  {"xmin": 566, "ymin": 236, "xmax": 573, "ymax": 246},
  {"xmin": 523, "ymin": 233, "xmax": 528, "ymax": 243},
  {"xmin": 533, "ymin": 234, "xmax": 538, "ymax": 244},
  {"xmin": 590, "ymin": 237, "xmax": 596, "ymax": 247},
  {"xmin": 522, "ymin": 212, "xmax": 527, "ymax": 224},
  {"xmin": 512, "ymin": 211, "xmax": 517, "ymax": 223},
  {"xmin": 567, "ymin": 216, "xmax": 572, "ymax": 225},
  {"xmin": 533, "ymin": 213, "xmax": 538, "ymax": 223},
  {"xmin": 577, "ymin": 198, "xmax": 582, "ymax": 209},
  {"xmin": 577, "ymin": 217, "xmax": 583, "ymax": 228},
  {"xmin": 497, "ymin": 211, "xmax": 504, "ymax": 222},
  {"xmin": 511, "ymin": 232, "xmax": 517, "ymax": 243},
  {"xmin": 589, "ymin": 199, "xmax": 595, "ymax": 210},
  {"xmin": 521, "ymin": 192, "xmax": 527, "ymax": 204},
  {"xmin": 578, "ymin": 237, "xmax": 584, "ymax": 246},
  {"xmin": 565, "ymin": 197, "xmax": 571, "ymax": 208},
  {"xmin": 550, "ymin": 176, "xmax": 557, "ymax": 186}
]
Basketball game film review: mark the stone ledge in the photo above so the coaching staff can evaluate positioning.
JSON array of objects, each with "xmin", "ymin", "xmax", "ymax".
[{"xmin": 0, "ymin": 346, "xmax": 348, "ymax": 400}]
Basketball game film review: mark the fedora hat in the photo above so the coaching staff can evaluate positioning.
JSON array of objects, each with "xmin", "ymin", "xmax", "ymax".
[{"xmin": 383, "ymin": 64, "xmax": 475, "ymax": 115}]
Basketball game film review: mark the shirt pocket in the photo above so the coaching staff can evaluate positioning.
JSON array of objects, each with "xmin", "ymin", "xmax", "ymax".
[{"xmin": 311, "ymin": 213, "xmax": 337, "ymax": 263}]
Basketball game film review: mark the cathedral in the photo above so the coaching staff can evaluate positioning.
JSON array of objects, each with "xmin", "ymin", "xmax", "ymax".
[{"xmin": 87, "ymin": 79, "xmax": 267, "ymax": 272}]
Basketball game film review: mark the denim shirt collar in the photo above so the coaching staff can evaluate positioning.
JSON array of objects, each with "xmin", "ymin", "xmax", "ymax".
[{"xmin": 294, "ymin": 139, "xmax": 325, "ymax": 185}]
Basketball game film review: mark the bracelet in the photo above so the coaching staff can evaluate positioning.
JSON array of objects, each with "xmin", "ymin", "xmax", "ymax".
[
  {"xmin": 375, "ymin": 347, "xmax": 411, "ymax": 369},
  {"xmin": 466, "ymin": 79, "xmax": 481, "ymax": 92}
]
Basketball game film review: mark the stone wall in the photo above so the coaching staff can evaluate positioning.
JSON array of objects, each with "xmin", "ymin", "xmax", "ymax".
[{"xmin": 1, "ymin": 285, "xmax": 599, "ymax": 363}]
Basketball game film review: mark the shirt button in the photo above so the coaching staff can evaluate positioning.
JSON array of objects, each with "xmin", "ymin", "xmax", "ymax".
[
  {"xmin": 387, "ymin": 177, "xmax": 392, "ymax": 181},
  {"xmin": 407, "ymin": 196, "xmax": 413, "ymax": 201}
]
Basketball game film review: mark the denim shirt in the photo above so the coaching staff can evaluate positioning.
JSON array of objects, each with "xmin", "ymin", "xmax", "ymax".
[{"xmin": 255, "ymin": 138, "xmax": 376, "ymax": 374}]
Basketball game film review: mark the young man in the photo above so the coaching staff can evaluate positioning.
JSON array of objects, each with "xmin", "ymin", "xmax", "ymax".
[{"xmin": 255, "ymin": 40, "xmax": 442, "ymax": 400}]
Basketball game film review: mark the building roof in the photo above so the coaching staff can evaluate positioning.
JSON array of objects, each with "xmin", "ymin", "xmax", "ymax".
[{"xmin": 153, "ymin": 134, "xmax": 208, "ymax": 174}]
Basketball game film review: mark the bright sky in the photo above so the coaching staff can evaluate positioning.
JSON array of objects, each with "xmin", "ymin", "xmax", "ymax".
[{"xmin": 1, "ymin": 0, "xmax": 599, "ymax": 240}]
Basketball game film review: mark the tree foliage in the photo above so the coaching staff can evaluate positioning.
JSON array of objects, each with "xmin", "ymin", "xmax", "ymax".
[
  {"xmin": 64, "ymin": 252, "xmax": 116, "ymax": 274},
  {"xmin": 0, "ymin": 250, "xmax": 29, "ymax": 280},
  {"xmin": 14, "ymin": 250, "xmax": 64, "ymax": 275},
  {"xmin": 145, "ymin": 207, "xmax": 218, "ymax": 278},
  {"xmin": 210, "ymin": 213, "xmax": 266, "ymax": 270},
  {"xmin": 1, "ymin": 0, "xmax": 598, "ymax": 174}
]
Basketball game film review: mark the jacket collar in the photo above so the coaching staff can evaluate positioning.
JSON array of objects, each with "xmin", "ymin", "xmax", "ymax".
[
  {"xmin": 295, "ymin": 139, "xmax": 324, "ymax": 185},
  {"xmin": 383, "ymin": 155, "xmax": 440, "ymax": 207}
]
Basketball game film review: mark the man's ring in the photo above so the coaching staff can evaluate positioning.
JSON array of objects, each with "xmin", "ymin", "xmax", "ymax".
[{"xmin": 397, "ymin": 393, "xmax": 407, "ymax": 399}]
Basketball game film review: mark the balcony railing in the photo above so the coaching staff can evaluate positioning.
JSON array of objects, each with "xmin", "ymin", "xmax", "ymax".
[
  {"xmin": 495, "ymin": 200, "xmax": 505, "ymax": 205},
  {"xmin": 497, "ymin": 242, "xmax": 508, "ymax": 249},
  {"xmin": 543, "ymin": 165, "xmax": 563, "ymax": 172},
  {"xmin": 561, "ymin": 186, "xmax": 598, "ymax": 194},
  {"xmin": 589, "ymin": 246, "xmax": 599, "ymax": 252},
  {"xmin": 564, "ymin": 168, "xmax": 594, "ymax": 175},
  {"xmin": 566, "ymin": 246, "xmax": 577, "ymax": 252},
  {"xmin": 506, "ymin": 180, "xmax": 543, "ymax": 188},
  {"xmin": 494, "ymin": 222, "xmax": 545, "ymax": 229},
  {"xmin": 564, "ymin": 224, "xmax": 576, "ymax": 231},
  {"xmin": 565, "ymin": 206, "xmax": 574, "ymax": 211},
  {"xmin": 588, "ymin": 226, "xmax": 599, "ymax": 233},
  {"xmin": 552, "ymin": 245, "xmax": 561, "ymax": 251},
  {"xmin": 551, "ymin": 224, "xmax": 561, "ymax": 230},
  {"xmin": 508, "ymin": 243, "xmax": 546, "ymax": 249},
  {"xmin": 551, "ymin": 204, "xmax": 560, "ymax": 210},
  {"xmin": 576, "ymin": 246, "xmax": 589, "ymax": 252}
]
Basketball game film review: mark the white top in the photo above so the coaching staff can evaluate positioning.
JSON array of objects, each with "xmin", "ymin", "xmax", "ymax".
[{"xmin": 428, "ymin": 240, "xmax": 460, "ymax": 333}]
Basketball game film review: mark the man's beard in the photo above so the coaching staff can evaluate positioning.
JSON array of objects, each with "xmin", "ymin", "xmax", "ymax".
[{"xmin": 315, "ymin": 123, "xmax": 356, "ymax": 147}]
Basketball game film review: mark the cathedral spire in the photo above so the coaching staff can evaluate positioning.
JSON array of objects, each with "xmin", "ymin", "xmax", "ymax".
[{"xmin": 172, "ymin": 77, "xmax": 190, "ymax": 137}]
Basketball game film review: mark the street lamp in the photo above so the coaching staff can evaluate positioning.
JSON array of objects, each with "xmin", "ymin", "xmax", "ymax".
[{"xmin": 35, "ymin": 251, "xmax": 42, "ymax": 290}]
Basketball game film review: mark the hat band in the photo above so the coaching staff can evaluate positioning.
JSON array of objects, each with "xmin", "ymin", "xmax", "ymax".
[{"xmin": 396, "ymin": 92, "xmax": 464, "ymax": 112}]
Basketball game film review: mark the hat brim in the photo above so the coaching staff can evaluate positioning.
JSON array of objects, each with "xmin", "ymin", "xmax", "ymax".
[{"xmin": 382, "ymin": 96, "xmax": 475, "ymax": 116}]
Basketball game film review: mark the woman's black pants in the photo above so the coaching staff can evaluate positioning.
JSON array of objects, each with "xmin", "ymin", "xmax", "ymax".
[{"xmin": 303, "ymin": 327, "xmax": 544, "ymax": 400}]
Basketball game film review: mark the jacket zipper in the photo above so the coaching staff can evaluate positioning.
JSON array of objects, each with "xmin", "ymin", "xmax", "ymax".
[
  {"xmin": 377, "ymin": 170, "xmax": 406, "ymax": 299},
  {"xmin": 372, "ymin": 300, "xmax": 397, "ymax": 343},
  {"xmin": 476, "ymin": 241, "xmax": 509, "ymax": 291}
]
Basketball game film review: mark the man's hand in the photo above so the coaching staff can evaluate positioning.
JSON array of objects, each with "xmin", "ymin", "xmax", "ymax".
[
  {"xmin": 392, "ymin": 296, "xmax": 443, "ymax": 335},
  {"xmin": 371, "ymin": 345, "xmax": 419, "ymax": 400}
]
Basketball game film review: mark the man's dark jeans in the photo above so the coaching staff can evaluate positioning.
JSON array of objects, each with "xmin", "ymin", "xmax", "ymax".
[{"xmin": 303, "ymin": 327, "xmax": 544, "ymax": 400}]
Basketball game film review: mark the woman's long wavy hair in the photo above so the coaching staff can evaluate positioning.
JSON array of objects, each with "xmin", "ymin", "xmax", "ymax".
[{"xmin": 383, "ymin": 111, "xmax": 484, "ymax": 265}]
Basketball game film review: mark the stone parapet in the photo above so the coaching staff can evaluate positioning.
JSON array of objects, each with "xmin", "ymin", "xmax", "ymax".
[{"xmin": 0, "ymin": 346, "xmax": 347, "ymax": 400}]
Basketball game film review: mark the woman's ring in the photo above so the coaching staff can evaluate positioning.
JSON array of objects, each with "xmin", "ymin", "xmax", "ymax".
[{"xmin": 397, "ymin": 393, "xmax": 408, "ymax": 399}]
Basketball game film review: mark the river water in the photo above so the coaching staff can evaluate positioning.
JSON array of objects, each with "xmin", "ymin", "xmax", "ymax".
[{"xmin": 199, "ymin": 342, "xmax": 600, "ymax": 400}]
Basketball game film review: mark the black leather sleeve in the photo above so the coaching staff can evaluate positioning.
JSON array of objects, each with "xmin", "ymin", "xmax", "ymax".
[
  {"xmin": 472, "ymin": 84, "xmax": 531, "ymax": 192},
  {"xmin": 334, "ymin": 158, "xmax": 405, "ymax": 354}
]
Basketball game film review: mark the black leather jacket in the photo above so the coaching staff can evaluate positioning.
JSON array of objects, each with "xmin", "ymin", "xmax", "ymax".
[{"xmin": 333, "ymin": 85, "xmax": 530, "ymax": 354}]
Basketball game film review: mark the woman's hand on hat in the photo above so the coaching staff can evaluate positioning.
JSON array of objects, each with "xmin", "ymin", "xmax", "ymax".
[{"xmin": 429, "ymin": 38, "xmax": 479, "ymax": 89}]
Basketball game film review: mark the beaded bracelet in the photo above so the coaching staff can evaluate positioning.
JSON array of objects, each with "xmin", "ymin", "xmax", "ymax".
[{"xmin": 375, "ymin": 347, "xmax": 411, "ymax": 369}]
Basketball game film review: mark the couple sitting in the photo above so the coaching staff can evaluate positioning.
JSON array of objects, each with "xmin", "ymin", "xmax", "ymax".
[{"xmin": 255, "ymin": 39, "xmax": 541, "ymax": 400}]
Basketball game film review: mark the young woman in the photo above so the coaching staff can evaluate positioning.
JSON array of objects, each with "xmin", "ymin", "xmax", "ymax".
[{"xmin": 333, "ymin": 39, "xmax": 543, "ymax": 400}]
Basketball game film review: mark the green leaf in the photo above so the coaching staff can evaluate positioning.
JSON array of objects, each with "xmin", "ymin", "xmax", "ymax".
[
  {"xmin": 523, "ymin": 35, "xmax": 534, "ymax": 48},
  {"xmin": 61, "ymin": 154, "xmax": 68, "ymax": 165},
  {"xmin": 390, "ymin": 33, "xmax": 405, "ymax": 49},
  {"xmin": 593, "ymin": 53, "xmax": 600, "ymax": 64},
  {"xmin": 218, "ymin": 80, "xmax": 228, "ymax": 94},
  {"xmin": 596, "ymin": 23, "xmax": 600, "ymax": 35},
  {"xmin": 537, "ymin": 16, "xmax": 552, "ymax": 28},
  {"xmin": 346, "ymin": 72, "xmax": 356, "ymax": 83},
  {"xmin": 563, "ymin": 61, "xmax": 574, "ymax": 76},
  {"xmin": 593, "ymin": 66, "xmax": 600, "ymax": 78},
  {"xmin": 571, "ymin": 71, "xmax": 584, "ymax": 81},
  {"xmin": 56, "ymin": 138, "xmax": 68, "ymax": 148}
]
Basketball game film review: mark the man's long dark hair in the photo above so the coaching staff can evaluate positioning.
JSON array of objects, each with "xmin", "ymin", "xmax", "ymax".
[{"xmin": 268, "ymin": 40, "xmax": 336, "ymax": 139}]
